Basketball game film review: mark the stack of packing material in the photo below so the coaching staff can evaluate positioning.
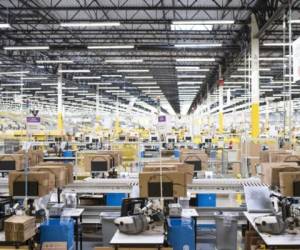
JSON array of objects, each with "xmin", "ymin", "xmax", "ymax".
[
  {"xmin": 279, "ymin": 171, "xmax": 300, "ymax": 196},
  {"xmin": 143, "ymin": 162, "xmax": 194, "ymax": 185},
  {"xmin": 42, "ymin": 242, "xmax": 67, "ymax": 250},
  {"xmin": 37, "ymin": 162, "xmax": 73, "ymax": 184},
  {"xmin": 30, "ymin": 165, "xmax": 66, "ymax": 188},
  {"xmin": 5, "ymin": 215, "xmax": 35, "ymax": 242},
  {"xmin": 0, "ymin": 154, "xmax": 24, "ymax": 171},
  {"xmin": 8, "ymin": 171, "xmax": 55, "ymax": 197},
  {"xmin": 179, "ymin": 149, "xmax": 208, "ymax": 171},
  {"xmin": 259, "ymin": 162, "xmax": 300, "ymax": 187}
]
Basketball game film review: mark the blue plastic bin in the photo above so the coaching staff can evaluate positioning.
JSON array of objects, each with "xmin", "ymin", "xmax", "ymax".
[
  {"xmin": 140, "ymin": 151, "xmax": 145, "ymax": 158},
  {"xmin": 106, "ymin": 193, "xmax": 127, "ymax": 206},
  {"xmin": 174, "ymin": 150, "xmax": 180, "ymax": 158},
  {"xmin": 40, "ymin": 218, "xmax": 74, "ymax": 250},
  {"xmin": 63, "ymin": 150, "xmax": 73, "ymax": 157},
  {"xmin": 196, "ymin": 193, "xmax": 216, "ymax": 207},
  {"xmin": 167, "ymin": 218, "xmax": 196, "ymax": 250}
]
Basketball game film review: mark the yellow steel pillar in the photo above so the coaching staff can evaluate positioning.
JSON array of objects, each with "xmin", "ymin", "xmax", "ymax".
[
  {"xmin": 57, "ymin": 64, "xmax": 64, "ymax": 134},
  {"xmin": 251, "ymin": 15, "xmax": 260, "ymax": 138},
  {"xmin": 218, "ymin": 64, "xmax": 224, "ymax": 134}
]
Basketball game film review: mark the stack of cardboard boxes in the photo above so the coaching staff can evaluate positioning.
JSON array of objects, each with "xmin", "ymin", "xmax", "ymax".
[
  {"xmin": 0, "ymin": 154, "xmax": 24, "ymax": 171},
  {"xmin": 179, "ymin": 149, "xmax": 208, "ymax": 171},
  {"xmin": 5, "ymin": 215, "xmax": 35, "ymax": 242}
]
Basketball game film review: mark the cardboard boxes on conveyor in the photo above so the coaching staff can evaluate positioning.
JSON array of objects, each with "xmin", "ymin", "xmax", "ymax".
[
  {"xmin": 37, "ymin": 162, "xmax": 74, "ymax": 184},
  {"xmin": 179, "ymin": 149, "xmax": 208, "ymax": 171},
  {"xmin": 0, "ymin": 154, "xmax": 24, "ymax": 171}
]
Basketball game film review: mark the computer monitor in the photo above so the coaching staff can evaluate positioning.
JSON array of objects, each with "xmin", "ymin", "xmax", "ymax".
[
  {"xmin": 13, "ymin": 181, "xmax": 39, "ymax": 197},
  {"xmin": 0, "ymin": 161, "xmax": 16, "ymax": 171},
  {"xmin": 185, "ymin": 136, "xmax": 192, "ymax": 141},
  {"xmin": 148, "ymin": 182, "xmax": 173, "ymax": 197},
  {"xmin": 119, "ymin": 136, "xmax": 126, "ymax": 141},
  {"xmin": 92, "ymin": 139, "xmax": 99, "ymax": 144},
  {"xmin": 151, "ymin": 136, "xmax": 158, "ymax": 142},
  {"xmin": 185, "ymin": 160, "xmax": 201, "ymax": 172},
  {"xmin": 168, "ymin": 138, "xmax": 175, "ymax": 143},
  {"xmin": 294, "ymin": 181, "xmax": 300, "ymax": 196},
  {"xmin": 91, "ymin": 161, "xmax": 109, "ymax": 172},
  {"xmin": 85, "ymin": 137, "xmax": 90, "ymax": 142}
]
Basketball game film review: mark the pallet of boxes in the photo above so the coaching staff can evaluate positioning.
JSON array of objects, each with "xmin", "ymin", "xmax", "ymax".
[{"xmin": 139, "ymin": 161, "xmax": 194, "ymax": 198}]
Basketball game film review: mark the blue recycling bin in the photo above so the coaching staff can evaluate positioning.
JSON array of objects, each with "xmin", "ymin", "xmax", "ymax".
[
  {"xmin": 167, "ymin": 217, "xmax": 196, "ymax": 250},
  {"xmin": 40, "ymin": 218, "xmax": 74, "ymax": 250},
  {"xmin": 63, "ymin": 150, "xmax": 74, "ymax": 157},
  {"xmin": 106, "ymin": 193, "xmax": 127, "ymax": 206}
]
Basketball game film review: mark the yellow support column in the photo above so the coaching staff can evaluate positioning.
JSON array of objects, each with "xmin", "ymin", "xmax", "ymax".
[
  {"xmin": 251, "ymin": 15, "xmax": 260, "ymax": 139},
  {"xmin": 57, "ymin": 64, "xmax": 64, "ymax": 134}
]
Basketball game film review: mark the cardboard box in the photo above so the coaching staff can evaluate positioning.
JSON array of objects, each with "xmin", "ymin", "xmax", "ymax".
[
  {"xmin": 179, "ymin": 150, "xmax": 208, "ymax": 170},
  {"xmin": 283, "ymin": 155, "xmax": 300, "ymax": 165},
  {"xmin": 0, "ymin": 154, "xmax": 24, "ymax": 171},
  {"xmin": 260, "ymin": 162, "xmax": 300, "ymax": 187},
  {"xmin": 241, "ymin": 141, "xmax": 260, "ymax": 157},
  {"xmin": 260, "ymin": 150, "xmax": 292, "ymax": 163},
  {"xmin": 97, "ymin": 150, "xmax": 122, "ymax": 166},
  {"xmin": 84, "ymin": 154, "xmax": 112, "ymax": 172},
  {"xmin": 37, "ymin": 162, "xmax": 73, "ymax": 184},
  {"xmin": 279, "ymin": 171, "xmax": 300, "ymax": 196},
  {"xmin": 139, "ymin": 171, "xmax": 187, "ymax": 198},
  {"xmin": 30, "ymin": 165, "xmax": 66, "ymax": 188},
  {"xmin": 5, "ymin": 215, "xmax": 35, "ymax": 242},
  {"xmin": 143, "ymin": 163, "xmax": 193, "ymax": 184},
  {"xmin": 42, "ymin": 242, "xmax": 67, "ymax": 250},
  {"xmin": 8, "ymin": 171, "xmax": 55, "ymax": 197}
]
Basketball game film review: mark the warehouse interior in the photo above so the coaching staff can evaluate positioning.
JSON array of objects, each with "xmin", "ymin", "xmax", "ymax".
[{"xmin": 0, "ymin": 0, "xmax": 300, "ymax": 249}]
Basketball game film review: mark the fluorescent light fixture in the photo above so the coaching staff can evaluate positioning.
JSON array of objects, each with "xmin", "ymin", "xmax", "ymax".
[
  {"xmin": 0, "ymin": 23, "xmax": 11, "ymax": 29},
  {"xmin": 23, "ymin": 77, "xmax": 48, "ymax": 80},
  {"xmin": 36, "ymin": 60, "xmax": 74, "ymax": 64},
  {"xmin": 125, "ymin": 76, "xmax": 153, "ymax": 79},
  {"xmin": 138, "ymin": 86, "xmax": 160, "ymax": 89},
  {"xmin": 237, "ymin": 68, "xmax": 271, "ymax": 72},
  {"xmin": 88, "ymin": 82, "xmax": 112, "ymax": 85},
  {"xmin": 88, "ymin": 45, "xmax": 134, "ymax": 49},
  {"xmin": 73, "ymin": 76, "xmax": 101, "ymax": 79},
  {"xmin": 172, "ymin": 20, "xmax": 234, "ymax": 25},
  {"xmin": 1, "ymin": 91, "xmax": 19, "ymax": 94},
  {"xmin": 259, "ymin": 57, "xmax": 288, "ymax": 61},
  {"xmin": 0, "ymin": 71, "xmax": 29, "ymax": 75},
  {"xmin": 117, "ymin": 69, "xmax": 149, "ymax": 73},
  {"xmin": 262, "ymin": 42, "xmax": 291, "ymax": 47},
  {"xmin": 4, "ymin": 46, "xmax": 49, "ymax": 50},
  {"xmin": 1, "ymin": 83, "xmax": 24, "ymax": 86},
  {"xmin": 176, "ymin": 58, "xmax": 215, "ymax": 62},
  {"xmin": 23, "ymin": 87, "xmax": 42, "ymax": 90},
  {"xmin": 102, "ymin": 75, "xmax": 122, "ymax": 77},
  {"xmin": 105, "ymin": 59, "xmax": 143, "ymax": 63},
  {"xmin": 176, "ymin": 66, "xmax": 209, "ymax": 72},
  {"xmin": 36, "ymin": 91, "xmax": 55, "ymax": 93},
  {"xmin": 177, "ymin": 75, "xmax": 205, "ymax": 78},
  {"xmin": 171, "ymin": 23, "xmax": 213, "ymax": 31},
  {"xmin": 132, "ymin": 82, "xmax": 157, "ymax": 86},
  {"xmin": 177, "ymin": 81, "xmax": 202, "ymax": 85},
  {"xmin": 175, "ymin": 43, "xmax": 222, "ymax": 48},
  {"xmin": 58, "ymin": 69, "xmax": 90, "ymax": 73},
  {"xmin": 60, "ymin": 22, "xmax": 121, "ymax": 27},
  {"xmin": 290, "ymin": 20, "xmax": 300, "ymax": 24}
]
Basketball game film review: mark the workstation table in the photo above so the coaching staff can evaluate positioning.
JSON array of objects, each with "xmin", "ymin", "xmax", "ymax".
[
  {"xmin": 110, "ymin": 229, "xmax": 165, "ymax": 250},
  {"xmin": 244, "ymin": 212, "xmax": 300, "ymax": 249}
]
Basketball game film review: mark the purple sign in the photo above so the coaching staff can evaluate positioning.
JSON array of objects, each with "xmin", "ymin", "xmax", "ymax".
[
  {"xmin": 26, "ymin": 117, "xmax": 41, "ymax": 123},
  {"xmin": 158, "ymin": 115, "xmax": 166, "ymax": 122}
]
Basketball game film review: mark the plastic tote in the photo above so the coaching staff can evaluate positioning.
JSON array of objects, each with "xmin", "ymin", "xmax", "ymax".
[
  {"xmin": 215, "ymin": 212, "xmax": 238, "ymax": 250},
  {"xmin": 167, "ymin": 217, "xmax": 196, "ymax": 250},
  {"xmin": 100, "ymin": 212, "xmax": 120, "ymax": 246},
  {"xmin": 40, "ymin": 218, "xmax": 74, "ymax": 250}
]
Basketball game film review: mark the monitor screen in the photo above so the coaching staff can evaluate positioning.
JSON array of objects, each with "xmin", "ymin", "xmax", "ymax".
[
  {"xmin": 168, "ymin": 138, "xmax": 175, "ymax": 143},
  {"xmin": 185, "ymin": 160, "xmax": 201, "ymax": 171},
  {"xmin": 91, "ymin": 161, "xmax": 108, "ymax": 172},
  {"xmin": 151, "ymin": 136, "xmax": 158, "ymax": 142},
  {"xmin": 85, "ymin": 137, "xmax": 90, "ymax": 142},
  {"xmin": 294, "ymin": 181, "xmax": 300, "ymax": 196},
  {"xmin": 148, "ymin": 182, "xmax": 173, "ymax": 197},
  {"xmin": 0, "ymin": 161, "xmax": 16, "ymax": 171},
  {"xmin": 92, "ymin": 139, "xmax": 99, "ymax": 143},
  {"xmin": 13, "ymin": 181, "xmax": 39, "ymax": 196},
  {"xmin": 119, "ymin": 136, "xmax": 126, "ymax": 141},
  {"xmin": 185, "ymin": 136, "xmax": 192, "ymax": 141}
]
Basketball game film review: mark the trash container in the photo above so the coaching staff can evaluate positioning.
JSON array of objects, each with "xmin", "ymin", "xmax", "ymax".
[
  {"xmin": 215, "ymin": 212, "xmax": 238, "ymax": 250},
  {"xmin": 100, "ymin": 212, "xmax": 120, "ymax": 246}
]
